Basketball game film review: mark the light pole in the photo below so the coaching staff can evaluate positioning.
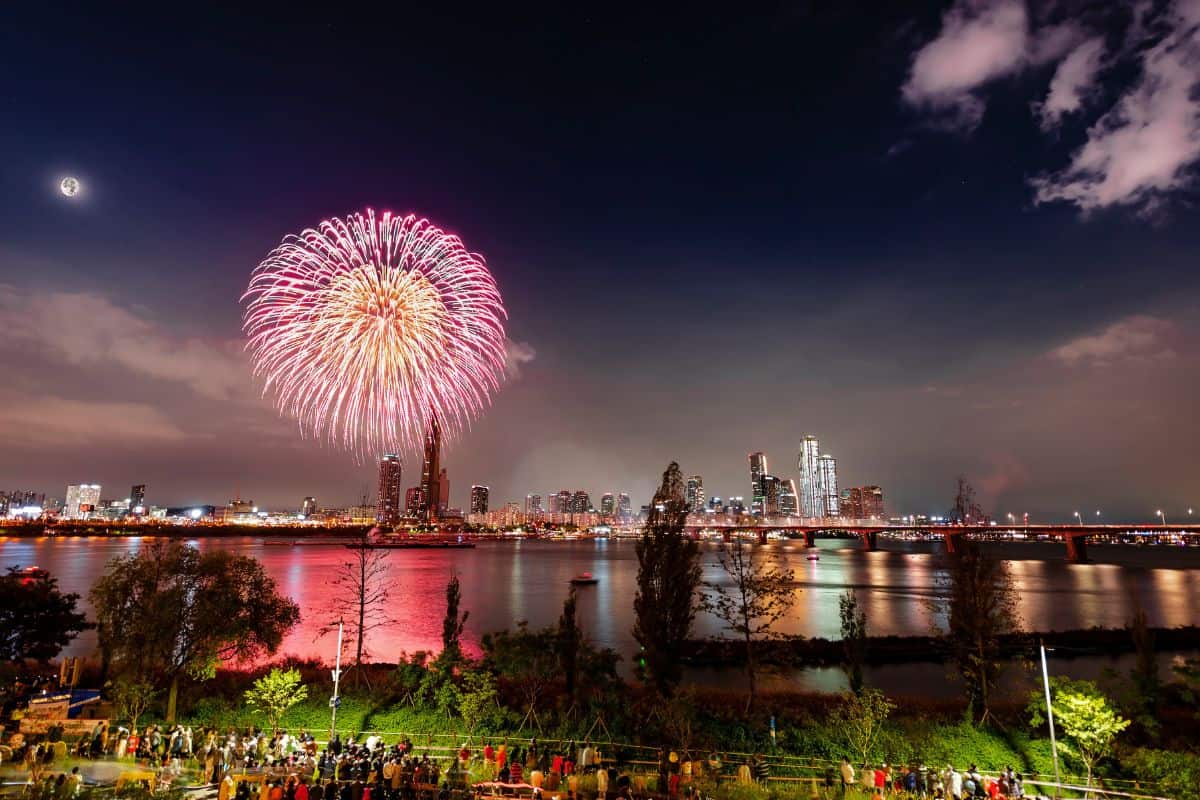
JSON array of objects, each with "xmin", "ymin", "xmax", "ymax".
[
  {"xmin": 1073, "ymin": 511, "xmax": 1082, "ymax": 526},
  {"xmin": 1040, "ymin": 641, "xmax": 1061, "ymax": 799},
  {"xmin": 329, "ymin": 619, "xmax": 344, "ymax": 739},
  {"xmin": 1156, "ymin": 509, "xmax": 1166, "ymax": 526}
]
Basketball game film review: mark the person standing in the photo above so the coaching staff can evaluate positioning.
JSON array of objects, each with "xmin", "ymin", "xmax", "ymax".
[{"xmin": 840, "ymin": 758, "xmax": 855, "ymax": 799}]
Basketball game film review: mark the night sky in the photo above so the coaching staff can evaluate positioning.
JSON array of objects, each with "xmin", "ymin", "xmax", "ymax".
[{"xmin": 3, "ymin": 1, "xmax": 1198, "ymax": 520}]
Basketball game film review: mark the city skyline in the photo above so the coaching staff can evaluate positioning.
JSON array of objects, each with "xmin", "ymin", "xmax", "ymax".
[{"xmin": 2, "ymin": 4, "xmax": 1198, "ymax": 520}]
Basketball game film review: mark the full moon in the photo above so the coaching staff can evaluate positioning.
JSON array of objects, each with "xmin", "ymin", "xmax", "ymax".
[{"xmin": 60, "ymin": 177, "xmax": 80, "ymax": 197}]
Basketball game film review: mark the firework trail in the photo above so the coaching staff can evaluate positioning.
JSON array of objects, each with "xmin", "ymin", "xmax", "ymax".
[{"xmin": 242, "ymin": 209, "xmax": 507, "ymax": 460}]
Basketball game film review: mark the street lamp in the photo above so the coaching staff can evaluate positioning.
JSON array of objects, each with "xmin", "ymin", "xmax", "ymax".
[
  {"xmin": 1073, "ymin": 511, "xmax": 1082, "ymax": 526},
  {"xmin": 1041, "ymin": 641, "xmax": 1062, "ymax": 799},
  {"xmin": 1157, "ymin": 509, "xmax": 1166, "ymax": 526}
]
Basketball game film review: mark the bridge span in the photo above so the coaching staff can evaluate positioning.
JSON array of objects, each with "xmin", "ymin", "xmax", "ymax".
[{"xmin": 681, "ymin": 522, "xmax": 1198, "ymax": 563}]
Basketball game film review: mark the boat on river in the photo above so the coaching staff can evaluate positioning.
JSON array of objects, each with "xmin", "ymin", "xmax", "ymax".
[{"xmin": 570, "ymin": 572, "xmax": 599, "ymax": 586}]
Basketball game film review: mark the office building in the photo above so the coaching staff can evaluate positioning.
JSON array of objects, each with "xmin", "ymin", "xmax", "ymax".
[
  {"xmin": 617, "ymin": 492, "xmax": 632, "ymax": 518},
  {"xmin": 418, "ymin": 415, "xmax": 442, "ymax": 522},
  {"xmin": 761, "ymin": 474, "xmax": 781, "ymax": 516},
  {"xmin": 600, "ymin": 493, "xmax": 615, "ymax": 515},
  {"xmin": 553, "ymin": 489, "xmax": 573, "ymax": 514},
  {"xmin": 377, "ymin": 454, "xmax": 403, "ymax": 524},
  {"xmin": 861, "ymin": 486, "xmax": 884, "ymax": 519},
  {"xmin": 129, "ymin": 484, "xmax": 146, "ymax": 514},
  {"xmin": 470, "ymin": 485, "xmax": 490, "ymax": 514},
  {"xmin": 798, "ymin": 435, "xmax": 821, "ymax": 517},
  {"xmin": 726, "ymin": 496, "xmax": 746, "ymax": 514},
  {"xmin": 571, "ymin": 490, "xmax": 591, "ymax": 513},
  {"xmin": 685, "ymin": 475, "xmax": 705, "ymax": 513},
  {"xmin": 779, "ymin": 478, "xmax": 799, "ymax": 516},
  {"xmin": 65, "ymin": 484, "xmax": 101, "ymax": 519},
  {"xmin": 405, "ymin": 486, "xmax": 425, "ymax": 516},
  {"xmin": 749, "ymin": 452, "xmax": 767, "ymax": 515},
  {"xmin": 302, "ymin": 496, "xmax": 319, "ymax": 517},
  {"xmin": 819, "ymin": 454, "xmax": 839, "ymax": 516},
  {"xmin": 525, "ymin": 494, "xmax": 543, "ymax": 515}
]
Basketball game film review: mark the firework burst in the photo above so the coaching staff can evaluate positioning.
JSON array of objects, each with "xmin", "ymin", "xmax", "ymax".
[{"xmin": 242, "ymin": 209, "xmax": 507, "ymax": 459}]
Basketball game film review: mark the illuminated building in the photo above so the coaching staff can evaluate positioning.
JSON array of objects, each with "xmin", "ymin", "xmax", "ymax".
[
  {"xmin": 862, "ymin": 486, "xmax": 884, "ymax": 519},
  {"xmin": 405, "ymin": 486, "xmax": 424, "ymax": 516},
  {"xmin": 839, "ymin": 488, "xmax": 861, "ymax": 518},
  {"xmin": 129, "ymin": 484, "xmax": 146, "ymax": 514},
  {"xmin": 65, "ymin": 484, "xmax": 101, "ymax": 519},
  {"xmin": 571, "ymin": 490, "xmax": 591, "ymax": 513},
  {"xmin": 726, "ymin": 496, "xmax": 746, "ymax": 514},
  {"xmin": 779, "ymin": 478, "xmax": 798, "ymax": 516},
  {"xmin": 749, "ymin": 452, "xmax": 767, "ymax": 515},
  {"xmin": 302, "ymin": 496, "xmax": 319, "ymax": 517},
  {"xmin": 617, "ymin": 492, "xmax": 632, "ymax": 518},
  {"xmin": 377, "ymin": 454, "xmax": 403, "ymax": 524},
  {"xmin": 553, "ymin": 489, "xmax": 573, "ymax": 514},
  {"xmin": 525, "ymin": 494, "xmax": 543, "ymax": 515},
  {"xmin": 600, "ymin": 492, "xmax": 615, "ymax": 515},
  {"xmin": 685, "ymin": 475, "xmax": 705, "ymax": 512},
  {"xmin": 470, "ymin": 485, "xmax": 490, "ymax": 514},
  {"xmin": 418, "ymin": 415, "xmax": 442, "ymax": 522},
  {"xmin": 437, "ymin": 469, "xmax": 450, "ymax": 513},
  {"xmin": 707, "ymin": 496, "xmax": 723, "ymax": 513},
  {"xmin": 761, "ymin": 474, "xmax": 781, "ymax": 515},
  {"xmin": 819, "ymin": 454, "xmax": 839, "ymax": 516},
  {"xmin": 798, "ymin": 435, "xmax": 821, "ymax": 517}
]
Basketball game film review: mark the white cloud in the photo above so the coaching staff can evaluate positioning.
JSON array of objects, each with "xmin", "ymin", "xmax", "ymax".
[
  {"xmin": 1049, "ymin": 314, "xmax": 1176, "ymax": 366},
  {"xmin": 902, "ymin": 0, "xmax": 1031, "ymax": 130},
  {"xmin": 1031, "ymin": 0, "xmax": 1200, "ymax": 213},
  {"xmin": 0, "ymin": 285, "xmax": 247, "ymax": 400},
  {"xmin": 504, "ymin": 339, "xmax": 537, "ymax": 380},
  {"xmin": 1036, "ymin": 36, "xmax": 1107, "ymax": 130},
  {"xmin": 0, "ymin": 394, "xmax": 189, "ymax": 445}
]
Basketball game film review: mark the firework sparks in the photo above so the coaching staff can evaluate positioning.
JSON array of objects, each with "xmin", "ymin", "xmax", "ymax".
[{"xmin": 242, "ymin": 209, "xmax": 507, "ymax": 459}]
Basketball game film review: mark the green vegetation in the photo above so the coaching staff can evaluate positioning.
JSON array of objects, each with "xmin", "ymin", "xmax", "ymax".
[
  {"xmin": 0, "ymin": 565, "xmax": 91, "ymax": 662},
  {"xmin": 245, "ymin": 666, "xmax": 309, "ymax": 734}
]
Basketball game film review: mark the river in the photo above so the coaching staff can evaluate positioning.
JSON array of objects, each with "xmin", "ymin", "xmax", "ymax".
[{"xmin": 3, "ymin": 535, "xmax": 1197, "ymax": 698}]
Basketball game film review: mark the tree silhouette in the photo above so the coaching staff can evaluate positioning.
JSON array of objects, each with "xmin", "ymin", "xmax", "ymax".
[
  {"xmin": 320, "ymin": 532, "xmax": 395, "ymax": 682},
  {"xmin": 839, "ymin": 589, "xmax": 868, "ymax": 695}
]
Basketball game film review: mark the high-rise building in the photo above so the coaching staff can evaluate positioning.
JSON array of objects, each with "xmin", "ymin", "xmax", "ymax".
[
  {"xmin": 707, "ymin": 496, "xmax": 724, "ymax": 513},
  {"xmin": 405, "ymin": 486, "xmax": 425, "ymax": 516},
  {"xmin": 839, "ymin": 488, "xmax": 861, "ymax": 518},
  {"xmin": 525, "ymin": 494, "xmax": 543, "ymax": 515},
  {"xmin": 861, "ymin": 486, "xmax": 884, "ymax": 519},
  {"xmin": 779, "ymin": 478, "xmax": 798, "ymax": 516},
  {"xmin": 418, "ymin": 415, "xmax": 442, "ymax": 522},
  {"xmin": 129, "ymin": 484, "xmax": 146, "ymax": 514},
  {"xmin": 437, "ymin": 469, "xmax": 450, "ymax": 513},
  {"xmin": 726, "ymin": 496, "xmax": 746, "ymax": 514},
  {"xmin": 761, "ymin": 474, "xmax": 781, "ymax": 516},
  {"xmin": 749, "ymin": 452, "xmax": 767, "ymax": 515},
  {"xmin": 819, "ymin": 454, "xmax": 839, "ymax": 516},
  {"xmin": 685, "ymin": 475, "xmax": 705, "ymax": 512},
  {"xmin": 798, "ymin": 435, "xmax": 821, "ymax": 517},
  {"xmin": 65, "ymin": 484, "xmax": 101, "ymax": 519},
  {"xmin": 470, "ymin": 485, "xmax": 489, "ymax": 514},
  {"xmin": 377, "ymin": 454, "xmax": 403, "ymax": 524},
  {"xmin": 302, "ymin": 496, "xmax": 319, "ymax": 517},
  {"xmin": 553, "ymin": 489, "xmax": 573, "ymax": 514},
  {"xmin": 617, "ymin": 492, "xmax": 632, "ymax": 518},
  {"xmin": 600, "ymin": 493, "xmax": 615, "ymax": 515},
  {"xmin": 571, "ymin": 490, "xmax": 591, "ymax": 513}
]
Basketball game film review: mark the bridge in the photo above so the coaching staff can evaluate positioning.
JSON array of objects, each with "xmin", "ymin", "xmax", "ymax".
[{"xmin": 680, "ymin": 520, "xmax": 1198, "ymax": 562}]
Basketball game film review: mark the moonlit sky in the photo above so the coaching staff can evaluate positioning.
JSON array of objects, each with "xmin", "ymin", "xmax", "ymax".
[{"xmin": 2, "ymin": 2, "xmax": 1198, "ymax": 521}]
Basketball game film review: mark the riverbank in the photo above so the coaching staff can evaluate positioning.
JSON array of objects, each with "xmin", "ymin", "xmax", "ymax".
[{"xmin": 682, "ymin": 626, "xmax": 1200, "ymax": 667}]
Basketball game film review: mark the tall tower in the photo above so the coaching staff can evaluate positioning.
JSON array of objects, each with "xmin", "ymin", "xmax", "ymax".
[
  {"xmin": 748, "ymin": 452, "xmax": 767, "ymax": 515},
  {"xmin": 798, "ymin": 435, "xmax": 821, "ymax": 517},
  {"xmin": 761, "ymin": 474, "xmax": 781, "ymax": 516},
  {"xmin": 779, "ymin": 478, "xmax": 798, "ymax": 516},
  {"xmin": 419, "ymin": 414, "xmax": 442, "ymax": 522},
  {"xmin": 818, "ymin": 454, "xmax": 839, "ymax": 517},
  {"xmin": 129, "ymin": 484, "xmax": 147, "ymax": 513},
  {"xmin": 377, "ymin": 455, "xmax": 403, "ymax": 524},
  {"xmin": 470, "ymin": 485, "xmax": 489, "ymax": 514},
  {"xmin": 685, "ymin": 475, "xmax": 705, "ymax": 512}
]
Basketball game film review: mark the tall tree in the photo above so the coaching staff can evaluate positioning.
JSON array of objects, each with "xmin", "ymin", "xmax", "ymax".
[
  {"xmin": 557, "ymin": 586, "xmax": 582, "ymax": 707},
  {"xmin": 829, "ymin": 688, "xmax": 895, "ymax": 768},
  {"xmin": 91, "ymin": 540, "xmax": 300, "ymax": 721},
  {"xmin": 1127, "ymin": 601, "xmax": 1159, "ymax": 724},
  {"xmin": 440, "ymin": 573, "xmax": 470, "ymax": 668},
  {"xmin": 0, "ymin": 566, "xmax": 91, "ymax": 664},
  {"xmin": 932, "ymin": 540, "xmax": 1020, "ymax": 723},
  {"xmin": 950, "ymin": 476, "xmax": 985, "ymax": 523},
  {"xmin": 633, "ymin": 462, "xmax": 702, "ymax": 697},
  {"xmin": 1031, "ymin": 679, "xmax": 1130, "ymax": 790},
  {"xmin": 839, "ymin": 589, "xmax": 868, "ymax": 695},
  {"xmin": 320, "ymin": 533, "xmax": 395, "ymax": 680},
  {"xmin": 704, "ymin": 537, "xmax": 795, "ymax": 713}
]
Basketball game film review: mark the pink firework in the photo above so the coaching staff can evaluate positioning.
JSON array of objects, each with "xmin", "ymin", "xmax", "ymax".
[{"xmin": 242, "ymin": 209, "xmax": 507, "ymax": 459}]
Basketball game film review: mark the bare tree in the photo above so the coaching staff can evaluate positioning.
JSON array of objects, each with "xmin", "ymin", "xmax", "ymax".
[
  {"xmin": 839, "ymin": 589, "xmax": 868, "ymax": 695},
  {"xmin": 950, "ymin": 476, "xmax": 985, "ymax": 524},
  {"xmin": 704, "ymin": 536, "xmax": 795, "ymax": 713},
  {"xmin": 320, "ymin": 533, "xmax": 395, "ymax": 683}
]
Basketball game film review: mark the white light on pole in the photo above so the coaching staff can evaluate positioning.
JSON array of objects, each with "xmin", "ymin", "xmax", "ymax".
[
  {"xmin": 1073, "ymin": 511, "xmax": 1082, "ymax": 526},
  {"xmin": 1041, "ymin": 641, "xmax": 1061, "ymax": 799},
  {"xmin": 1156, "ymin": 509, "xmax": 1166, "ymax": 526},
  {"xmin": 329, "ymin": 619, "xmax": 344, "ymax": 738}
]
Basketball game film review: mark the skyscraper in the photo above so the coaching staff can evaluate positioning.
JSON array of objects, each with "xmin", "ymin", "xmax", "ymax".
[
  {"xmin": 377, "ymin": 455, "xmax": 403, "ymax": 524},
  {"xmin": 685, "ymin": 475, "xmax": 705, "ymax": 512},
  {"xmin": 779, "ymin": 478, "xmax": 798, "ymax": 516},
  {"xmin": 554, "ymin": 489, "xmax": 573, "ymax": 514},
  {"xmin": 617, "ymin": 492, "xmax": 632, "ymax": 518},
  {"xmin": 419, "ymin": 414, "xmax": 442, "ymax": 522},
  {"xmin": 797, "ymin": 435, "xmax": 822, "ymax": 517},
  {"xmin": 761, "ymin": 474, "xmax": 781, "ymax": 516},
  {"xmin": 749, "ymin": 452, "xmax": 767, "ymax": 515},
  {"xmin": 470, "ymin": 485, "xmax": 489, "ymax": 514},
  {"xmin": 65, "ymin": 484, "xmax": 101, "ymax": 519},
  {"xmin": 600, "ymin": 493, "xmax": 615, "ymax": 515},
  {"xmin": 129, "ymin": 484, "xmax": 146, "ymax": 514},
  {"xmin": 405, "ymin": 486, "xmax": 424, "ymax": 516},
  {"xmin": 437, "ymin": 468, "xmax": 450, "ymax": 513},
  {"xmin": 861, "ymin": 485, "xmax": 884, "ymax": 519},
  {"xmin": 571, "ymin": 490, "xmax": 591, "ymax": 513},
  {"xmin": 819, "ymin": 454, "xmax": 839, "ymax": 517},
  {"xmin": 525, "ymin": 494, "xmax": 543, "ymax": 515},
  {"xmin": 301, "ymin": 496, "xmax": 319, "ymax": 517}
]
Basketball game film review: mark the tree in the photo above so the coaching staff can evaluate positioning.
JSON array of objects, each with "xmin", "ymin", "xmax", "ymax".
[
  {"xmin": 320, "ymin": 533, "xmax": 395, "ymax": 682},
  {"xmin": 482, "ymin": 622, "xmax": 558, "ymax": 730},
  {"xmin": 633, "ymin": 462, "xmax": 702, "ymax": 697},
  {"xmin": 1127, "ymin": 602, "xmax": 1159, "ymax": 725},
  {"xmin": 557, "ymin": 587, "xmax": 582, "ymax": 709},
  {"xmin": 704, "ymin": 536, "xmax": 795, "ymax": 713},
  {"xmin": 0, "ymin": 566, "xmax": 91, "ymax": 663},
  {"xmin": 839, "ymin": 589, "xmax": 868, "ymax": 695},
  {"xmin": 932, "ymin": 540, "xmax": 1020, "ymax": 723},
  {"xmin": 949, "ymin": 476, "xmax": 985, "ymax": 523},
  {"xmin": 107, "ymin": 677, "xmax": 157, "ymax": 731},
  {"xmin": 1031, "ymin": 679, "xmax": 1130, "ymax": 790},
  {"xmin": 91, "ymin": 540, "xmax": 300, "ymax": 721},
  {"xmin": 828, "ymin": 688, "xmax": 895, "ymax": 768},
  {"xmin": 440, "ymin": 573, "xmax": 470, "ymax": 668},
  {"xmin": 458, "ymin": 669, "xmax": 502, "ymax": 733},
  {"xmin": 245, "ymin": 667, "xmax": 308, "ymax": 734}
]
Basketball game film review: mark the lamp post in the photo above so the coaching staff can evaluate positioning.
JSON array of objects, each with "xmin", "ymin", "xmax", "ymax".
[
  {"xmin": 1073, "ymin": 511, "xmax": 1082, "ymax": 526},
  {"xmin": 1041, "ymin": 641, "xmax": 1061, "ymax": 799},
  {"xmin": 1157, "ymin": 509, "xmax": 1166, "ymax": 527},
  {"xmin": 329, "ymin": 619, "xmax": 344, "ymax": 739}
]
